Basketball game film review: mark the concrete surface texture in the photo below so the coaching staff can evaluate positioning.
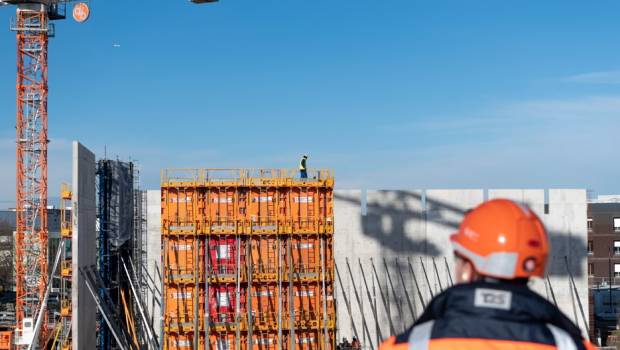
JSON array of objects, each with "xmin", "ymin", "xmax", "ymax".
[
  {"xmin": 71, "ymin": 141, "xmax": 97, "ymax": 350},
  {"xmin": 334, "ymin": 189, "xmax": 589, "ymax": 347},
  {"xmin": 145, "ymin": 189, "xmax": 162, "ymax": 342}
]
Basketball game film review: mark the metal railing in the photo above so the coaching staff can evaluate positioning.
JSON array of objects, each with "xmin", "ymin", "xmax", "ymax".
[{"xmin": 161, "ymin": 168, "xmax": 334, "ymax": 184}]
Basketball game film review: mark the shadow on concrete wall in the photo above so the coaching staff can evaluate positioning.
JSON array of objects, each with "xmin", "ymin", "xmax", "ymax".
[
  {"xmin": 335, "ymin": 190, "xmax": 587, "ymax": 277},
  {"xmin": 336, "ymin": 257, "xmax": 587, "ymax": 349},
  {"xmin": 336, "ymin": 191, "xmax": 443, "ymax": 257}
]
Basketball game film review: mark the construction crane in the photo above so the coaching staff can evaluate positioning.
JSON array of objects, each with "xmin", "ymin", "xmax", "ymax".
[
  {"xmin": 0, "ymin": 0, "xmax": 212, "ymax": 348},
  {"xmin": 0, "ymin": 0, "xmax": 89, "ymax": 348}
]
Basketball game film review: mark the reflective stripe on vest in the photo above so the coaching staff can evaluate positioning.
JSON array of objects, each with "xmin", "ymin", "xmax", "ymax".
[
  {"xmin": 407, "ymin": 320, "xmax": 434, "ymax": 350},
  {"xmin": 546, "ymin": 324, "xmax": 578, "ymax": 350}
]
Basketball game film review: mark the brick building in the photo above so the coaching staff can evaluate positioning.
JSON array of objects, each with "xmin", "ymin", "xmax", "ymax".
[{"xmin": 588, "ymin": 199, "xmax": 620, "ymax": 286}]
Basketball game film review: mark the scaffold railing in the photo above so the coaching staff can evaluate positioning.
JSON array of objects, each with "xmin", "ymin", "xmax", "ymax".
[{"xmin": 161, "ymin": 168, "xmax": 334, "ymax": 185}]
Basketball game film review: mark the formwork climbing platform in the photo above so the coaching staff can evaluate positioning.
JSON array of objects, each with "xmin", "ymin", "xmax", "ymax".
[{"xmin": 161, "ymin": 169, "xmax": 335, "ymax": 350}]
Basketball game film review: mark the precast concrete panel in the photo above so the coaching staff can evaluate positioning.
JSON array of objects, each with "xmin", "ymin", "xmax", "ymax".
[
  {"xmin": 425, "ymin": 190, "xmax": 484, "ymax": 297},
  {"xmin": 334, "ymin": 189, "xmax": 589, "ymax": 346},
  {"xmin": 544, "ymin": 189, "xmax": 589, "ymax": 332},
  {"xmin": 333, "ymin": 190, "xmax": 361, "ymax": 344},
  {"xmin": 146, "ymin": 190, "xmax": 162, "ymax": 344},
  {"xmin": 488, "ymin": 189, "xmax": 545, "ymax": 214},
  {"xmin": 364, "ymin": 190, "xmax": 425, "ymax": 332},
  {"xmin": 71, "ymin": 142, "xmax": 97, "ymax": 350}
]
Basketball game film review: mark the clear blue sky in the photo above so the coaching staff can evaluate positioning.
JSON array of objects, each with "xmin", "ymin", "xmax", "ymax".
[{"xmin": 1, "ymin": 0, "xmax": 619, "ymax": 206}]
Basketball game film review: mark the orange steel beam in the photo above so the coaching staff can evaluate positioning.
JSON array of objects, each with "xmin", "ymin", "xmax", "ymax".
[{"xmin": 14, "ymin": 7, "xmax": 49, "ymax": 345}]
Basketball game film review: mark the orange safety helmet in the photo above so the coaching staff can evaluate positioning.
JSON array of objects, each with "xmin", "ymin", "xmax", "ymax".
[{"xmin": 450, "ymin": 199, "xmax": 549, "ymax": 279}]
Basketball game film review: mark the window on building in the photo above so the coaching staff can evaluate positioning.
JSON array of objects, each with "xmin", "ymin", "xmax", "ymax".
[
  {"xmin": 589, "ymin": 263, "xmax": 594, "ymax": 276},
  {"xmin": 615, "ymin": 241, "xmax": 620, "ymax": 255},
  {"xmin": 614, "ymin": 218, "xmax": 620, "ymax": 232},
  {"xmin": 588, "ymin": 218, "xmax": 593, "ymax": 231},
  {"xmin": 614, "ymin": 263, "xmax": 620, "ymax": 277},
  {"xmin": 588, "ymin": 240, "xmax": 594, "ymax": 255}
]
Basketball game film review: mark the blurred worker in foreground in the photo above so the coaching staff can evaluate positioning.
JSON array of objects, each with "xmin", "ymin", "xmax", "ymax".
[
  {"xmin": 299, "ymin": 155, "xmax": 308, "ymax": 179},
  {"xmin": 380, "ymin": 199, "xmax": 596, "ymax": 350}
]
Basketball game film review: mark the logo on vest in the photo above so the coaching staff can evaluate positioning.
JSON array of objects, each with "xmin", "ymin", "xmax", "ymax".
[{"xmin": 474, "ymin": 288, "xmax": 512, "ymax": 310}]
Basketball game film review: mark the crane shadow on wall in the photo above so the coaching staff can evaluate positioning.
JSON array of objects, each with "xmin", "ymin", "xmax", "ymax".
[{"xmin": 334, "ymin": 190, "xmax": 587, "ymax": 277}]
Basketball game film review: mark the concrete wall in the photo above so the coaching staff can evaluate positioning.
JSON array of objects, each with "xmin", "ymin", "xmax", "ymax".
[
  {"xmin": 334, "ymin": 189, "xmax": 589, "ymax": 347},
  {"xmin": 145, "ymin": 190, "xmax": 162, "ymax": 343},
  {"xmin": 71, "ymin": 142, "xmax": 97, "ymax": 350}
]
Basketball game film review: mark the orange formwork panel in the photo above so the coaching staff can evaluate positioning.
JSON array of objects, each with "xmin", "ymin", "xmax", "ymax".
[
  {"xmin": 248, "ymin": 331, "xmax": 335, "ymax": 350},
  {"xmin": 205, "ymin": 187, "xmax": 239, "ymax": 233},
  {"xmin": 162, "ymin": 169, "xmax": 335, "ymax": 350},
  {"xmin": 164, "ymin": 236, "xmax": 205, "ymax": 283},
  {"xmin": 249, "ymin": 284, "xmax": 280, "ymax": 331},
  {"xmin": 167, "ymin": 331, "xmax": 333, "ymax": 350},
  {"xmin": 249, "ymin": 236, "xmax": 279, "ymax": 281},
  {"xmin": 0, "ymin": 331, "xmax": 12, "ymax": 350},
  {"xmin": 289, "ymin": 187, "xmax": 333, "ymax": 234},
  {"xmin": 284, "ymin": 284, "xmax": 336, "ymax": 330},
  {"xmin": 285, "ymin": 236, "xmax": 333, "ymax": 281},
  {"xmin": 162, "ymin": 188, "xmax": 198, "ymax": 234},
  {"xmin": 165, "ymin": 284, "xmax": 206, "ymax": 333}
]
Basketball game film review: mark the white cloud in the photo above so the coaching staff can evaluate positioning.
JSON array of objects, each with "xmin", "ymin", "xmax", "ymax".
[
  {"xmin": 367, "ymin": 94, "xmax": 620, "ymax": 192},
  {"xmin": 505, "ymin": 95, "xmax": 620, "ymax": 119},
  {"xmin": 564, "ymin": 70, "xmax": 620, "ymax": 84}
]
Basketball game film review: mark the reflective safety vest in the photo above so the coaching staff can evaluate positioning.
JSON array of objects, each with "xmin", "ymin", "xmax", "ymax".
[
  {"xmin": 299, "ymin": 157, "xmax": 307, "ymax": 171},
  {"xmin": 379, "ymin": 281, "xmax": 596, "ymax": 350}
]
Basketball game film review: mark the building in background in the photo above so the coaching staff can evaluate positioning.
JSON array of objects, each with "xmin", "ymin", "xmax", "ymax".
[
  {"xmin": 0, "ymin": 209, "xmax": 64, "ymax": 331},
  {"xmin": 587, "ymin": 195, "xmax": 620, "ymax": 345}
]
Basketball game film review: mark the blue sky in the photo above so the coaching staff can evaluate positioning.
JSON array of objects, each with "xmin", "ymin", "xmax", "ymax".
[{"xmin": 1, "ymin": 0, "xmax": 620, "ymax": 206}]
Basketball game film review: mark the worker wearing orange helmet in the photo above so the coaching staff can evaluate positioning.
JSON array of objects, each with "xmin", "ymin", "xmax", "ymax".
[{"xmin": 379, "ymin": 199, "xmax": 596, "ymax": 350}]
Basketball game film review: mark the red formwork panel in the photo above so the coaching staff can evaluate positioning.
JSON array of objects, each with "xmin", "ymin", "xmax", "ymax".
[
  {"xmin": 208, "ymin": 284, "xmax": 246, "ymax": 327},
  {"xmin": 208, "ymin": 236, "xmax": 246, "ymax": 277}
]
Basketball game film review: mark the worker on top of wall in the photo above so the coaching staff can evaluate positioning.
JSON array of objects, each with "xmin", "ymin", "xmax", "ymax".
[
  {"xmin": 379, "ymin": 199, "xmax": 596, "ymax": 350},
  {"xmin": 299, "ymin": 155, "xmax": 308, "ymax": 179}
]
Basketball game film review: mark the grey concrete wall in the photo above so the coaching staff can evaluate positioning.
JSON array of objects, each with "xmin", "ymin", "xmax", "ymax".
[
  {"xmin": 71, "ymin": 142, "xmax": 97, "ymax": 350},
  {"xmin": 334, "ymin": 189, "xmax": 589, "ymax": 347},
  {"xmin": 145, "ymin": 189, "xmax": 162, "ymax": 344}
]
